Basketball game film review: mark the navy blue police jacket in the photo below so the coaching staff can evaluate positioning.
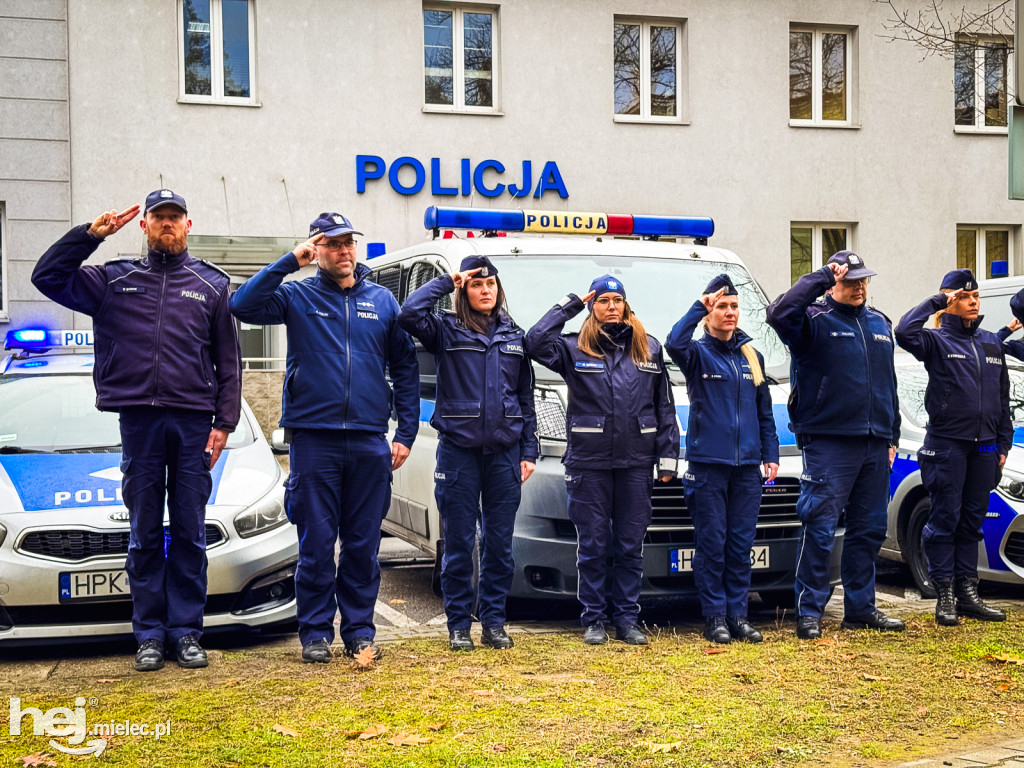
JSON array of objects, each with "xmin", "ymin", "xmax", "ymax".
[
  {"xmin": 229, "ymin": 253, "xmax": 419, "ymax": 447},
  {"xmin": 398, "ymin": 275, "xmax": 539, "ymax": 462},
  {"xmin": 665, "ymin": 301, "xmax": 780, "ymax": 466},
  {"xmin": 31, "ymin": 224, "xmax": 241, "ymax": 431},
  {"xmin": 895, "ymin": 296, "xmax": 1012, "ymax": 454},
  {"xmin": 765, "ymin": 266, "xmax": 901, "ymax": 442},
  {"xmin": 524, "ymin": 294, "xmax": 679, "ymax": 472}
]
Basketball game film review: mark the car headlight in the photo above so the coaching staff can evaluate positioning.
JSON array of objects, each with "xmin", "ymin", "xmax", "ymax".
[
  {"xmin": 233, "ymin": 486, "xmax": 288, "ymax": 538},
  {"xmin": 998, "ymin": 470, "xmax": 1024, "ymax": 502},
  {"xmin": 535, "ymin": 387, "xmax": 566, "ymax": 441},
  {"xmin": 0, "ymin": 523, "xmax": 6, "ymax": 548}
]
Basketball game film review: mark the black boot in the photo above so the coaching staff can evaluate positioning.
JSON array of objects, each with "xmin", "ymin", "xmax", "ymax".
[
  {"xmin": 955, "ymin": 577, "xmax": 1006, "ymax": 621},
  {"xmin": 703, "ymin": 617, "xmax": 731, "ymax": 644},
  {"xmin": 934, "ymin": 580, "xmax": 958, "ymax": 626}
]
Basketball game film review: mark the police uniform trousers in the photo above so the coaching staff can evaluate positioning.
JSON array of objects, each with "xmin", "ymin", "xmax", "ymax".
[
  {"xmin": 120, "ymin": 406, "xmax": 213, "ymax": 644},
  {"xmin": 434, "ymin": 439, "xmax": 521, "ymax": 631},
  {"xmin": 794, "ymin": 435, "xmax": 889, "ymax": 618},
  {"xmin": 919, "ymin": 435, "xmax": 1000, "ymax": 582},
  {"xmin": 565, "ymin": 467, "xmax": 652, "ymax": 627},
  {"xmin": 683, "ymin": 462, "xmax": 762, "ymax": 619},
  {"xmin": 285, "ymin": 429, "xmax": 392, "ymax": 646}
]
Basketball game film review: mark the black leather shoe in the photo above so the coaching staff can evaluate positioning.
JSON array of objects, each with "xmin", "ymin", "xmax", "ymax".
[
  {"xmin": 796, "ymin": 616, "xmax": 821, "ymax": 639},
  {"xmin": 955, "ymin": 577, "xmax": 1006, "ymax": 621},
  {"xmin": 726, "ymin": 617, "xmax": 763, "ymax": 643},
  {"xmin": 481, "ymin": 625, "xmax": 514, "ymax": 649},
  {"xmin": 344, "ymin": 636, "xmax": 384, "ymax": 659},
  {"xmin": 173, "ymin": 634, "xmax": 208, "ymax": 669},
  {"xmin": 935, "ymin": 580, "xmax": 959, "ymax": 626},
  {"xmin": 583, "ymin": 623, "xmax": 608, "ymax": 645},
  {"xmin": 841, "ymin": 610, "xmax": 905, "ymax": 632},
  {"xmin": 615, "ymin": 624, "xmax": 649, "ymax": 645},
  {"xmin": 448, "ymin": 628, "xmax": 475, "ymax": 651},
  {"xmin": 301, "ymin": 639, "xmax": 332, "ymax": 664},
  {"xmin": 134, "ymin": 639, "xmax": 165, "ymax": 672},
  {"xmin": 703, "ymin": 616, "xmax": 731, "ymax": 644}
]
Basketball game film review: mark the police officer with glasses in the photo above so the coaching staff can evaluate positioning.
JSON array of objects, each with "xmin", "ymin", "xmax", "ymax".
[
  {"xmin": 526, "ymin": 276, "xmax": 678, "ymax": 646},
  {"xmin": 666, "ymin": 274, "xmax": 779, "ymax": 644},
  {"xmin": 766, "ymin": 251, "xmax": 903, "ymax": 639},
  {"xmin": 32, "ymin": 190, "xmax": 242, "ymax": 671},
  {"xmin": 895, "ymin": 269, "xmax": 1011, "ymax": 625},
  {"xmin": 399, "ymin": 255, "xmax": 538, "ymax": 652},
  {"xmin": 230, "ymin": 212, "xmax": 419, "ymax": 664}
]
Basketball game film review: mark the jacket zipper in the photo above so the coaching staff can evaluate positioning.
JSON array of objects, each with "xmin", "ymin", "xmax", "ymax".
[
  {"xmin": 726, "ymin": 346, "xmax": 741, "ymax": 464},
  {"xmin": 854, "ymin": 314, "xmax": 871, "ymax": 432},
  {"xmin": 970, "ymin": 333, "xmax": 983, "ymax": 442},
  {"xmin": 151, "ymin": 263, "xmax": 168, "ymax": 405},
  {"xmin": 344, "ymin": 291, "xmax": 351, "ymax": 429}
]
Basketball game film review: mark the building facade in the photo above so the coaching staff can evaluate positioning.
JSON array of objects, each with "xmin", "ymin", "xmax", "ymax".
[{"xmin": 1, "ymin": 0, "xmax": 1020, "ymax": 346}]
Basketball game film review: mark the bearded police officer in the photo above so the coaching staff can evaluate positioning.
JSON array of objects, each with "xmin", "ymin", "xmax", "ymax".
[
  {"xmin": 766, "ymin": 251, "xmax": 903, "ymax": 639},
  {"xmin": 32, "ymin": 190, "xmax": 242, "ymax": 671},
  {"xmin": 230, "ymin": 212, "xmax": 419, "ymax": 664}
]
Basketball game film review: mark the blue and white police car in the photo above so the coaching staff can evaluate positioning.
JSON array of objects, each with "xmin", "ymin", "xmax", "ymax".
[
  {"xmin": 0, "ymin": 329, "xmax": 298, "ymax": 642},
  {"xmin": 881, "ymin": 351, "xmax": 1024, "ymax": 597},
  {"xmin": 367, "ymin": 206, "xmax": 843, "ymax": 608}
]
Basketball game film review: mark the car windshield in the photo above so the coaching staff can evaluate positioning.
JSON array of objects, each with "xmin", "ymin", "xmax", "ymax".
[
  {"xmin": 489, "ymin": 254, "xmax": 789, "ymax": 374},
  {"xmin": 0, "ymin": 374, "xmax": 251, "ymax": 452},
  {"xmin": 896, "ymin": 357, "xmax": 1024, "ymax": 429}
]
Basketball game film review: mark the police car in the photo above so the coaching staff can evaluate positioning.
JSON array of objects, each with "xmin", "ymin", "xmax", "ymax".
[
  {"xmin": 881, "ymin": 351, "xmax": 1024, "ymax": 596},
  {"xmin": 0, "ymin": 329, "xmax": 298, "ymax": 642},
  {"xmin": 369, "ymin": 205, "xmax": 843, "ymax": 607}
]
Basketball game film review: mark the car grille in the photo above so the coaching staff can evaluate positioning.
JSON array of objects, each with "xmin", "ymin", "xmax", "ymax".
[
  {"xmin": 1005, "ymin": 532, "xmax": 1024, "ymax": 568},
  {"xmin": 17, "ymin": 526, "xmax": 225, "ymax": 562}
]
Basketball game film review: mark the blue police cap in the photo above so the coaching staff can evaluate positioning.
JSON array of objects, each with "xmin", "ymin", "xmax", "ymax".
[
  {"xmin": 703, "ymin": 273, "xmax": 738, "ymax": 296},
  {"xmin": 144, "ymin": 189, "xmax": 187, "ymax": 214},
  {"xmin": 826, "ymin": 250, "xmax": 876, "ymax": 280},
  {"xmin": 587, "ymin": 274, "xmax": 626, "ymax": 310},
  {"xmin": 459, "ymin": 255, "xmax": 498, "ymax": 277},
  {"xmin": 940, "ymin": 268, "xmax": 977, "ymax": 292},
  {"xmin": 309, "ymin": 212, "xmax": 363, "ymax": 238}
]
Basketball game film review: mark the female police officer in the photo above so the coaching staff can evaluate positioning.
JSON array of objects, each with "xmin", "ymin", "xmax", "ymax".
[
  {"xmin": 665, "ymin": 274, "xmax": 779, "ymax": 644},
  {"xmin": 525, "ymin": 275, "xmax": 678, "ymax": 645},
  {"xmin": 398, "ymin": 256, "xmax": 538, "ymax": 652},
  {"xmin": 895, "ymin": 269, "xmax": 1011, "ymax": 625}
]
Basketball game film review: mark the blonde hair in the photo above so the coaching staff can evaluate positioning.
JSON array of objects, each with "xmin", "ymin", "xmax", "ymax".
[
  {"xmin": 701, "ymin": 317, "xmax": 764, "ymax": 386},
  {"xmin": 577, "ymin": 299, "xmax": 652, "ymax": 365},
  {"xmin": 930, "ymin": 290, "xmax": 955, "ymax": 328}
]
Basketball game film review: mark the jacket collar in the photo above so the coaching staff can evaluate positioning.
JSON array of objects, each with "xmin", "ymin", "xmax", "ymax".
[
  {"xmin": 315, "ymin": 262, "xmax": 371, "ymax": 294},
  {"xmin": 704, "ymin": 328, "xmax": 752, "ymax": 352},
  {"xmin": 824, "ymin": 294, "xmax": 865, "ymax": 317},
  {"xmin": 940, "ymin": 312, "xmax": 983, "ymax": 336},
  {"xmin": 145, "ymin": 246, "xmax": 188, "ymax": 270}
]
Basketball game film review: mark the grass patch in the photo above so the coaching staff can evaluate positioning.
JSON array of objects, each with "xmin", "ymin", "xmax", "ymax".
[{"xmin": 4, "ymin": 615, "xmax": 1024, "ymax": 767}]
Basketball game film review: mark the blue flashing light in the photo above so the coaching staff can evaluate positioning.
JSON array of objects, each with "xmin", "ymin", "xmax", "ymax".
[
  {"xmin": 20, "ymin": 360, "xmax": 48, "ymax": 368},
  {"xmin": 632, "ymin": 215, "xmax": 714, "ymax": 239},
  {"xmin": 366, "ymin": 242, "xmax": 387, "ymax": 259},
  {"xmin": 11, "ymin": 330, "xmax": 46, "ymax": 343},
  {"xmin": 425, "ymin": 206, "xmax": 526, "ymax": 232},
  {"xmin": 5, "ymin": 328, "xmax": 94, "ymax": 352}
]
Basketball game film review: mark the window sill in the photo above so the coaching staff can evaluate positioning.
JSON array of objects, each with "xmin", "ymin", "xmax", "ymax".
[
  {"xmin": 613, "ymin": 116, "xmax": 689, "ymax": 126},
  {"xmin": 176, "ymin": 96, "xmax": 262, "ymax": 108},
  {"xmin": 788, "ymin": 121, "xmax": 860, "ymax": 129},
  {"xmin": 422, "ymin": 106, "xmax": 504, "ymax": 116},
  {"xmin": 954, "ymin": 126, "xmax": 1008, "ymax": 135}
]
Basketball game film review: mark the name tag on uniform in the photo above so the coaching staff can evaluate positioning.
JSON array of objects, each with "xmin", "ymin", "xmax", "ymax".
[
  {"xmin": 575, "ymin": 361, "xmax": 604, "ymax": 371},
  {"xmin": 114, "ymin": 286, "xmax": 145, "ymax": 294},
  {"xmin": 830, "ymin": 331, "xmax": 855, "ymax": 338}
]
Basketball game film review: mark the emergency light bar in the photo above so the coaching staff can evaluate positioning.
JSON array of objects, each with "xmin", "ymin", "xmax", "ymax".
[
  {"xmin": 424, "ymin": 206, "xmax": 715, "ymax": 240},
  {"xmin": 5, "ymin": 329, "xmax": 94, "ymax": 352}
]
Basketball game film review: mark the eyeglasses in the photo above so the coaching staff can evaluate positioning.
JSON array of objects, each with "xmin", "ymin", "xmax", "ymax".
[
  {"xmin": 838, "ymin": 276, "xmax": 870, "ymax": 286},
  {"xmin": 318, "ymin": 240, "xmax": 357, "ymax": 252},
  {"xmin": 594, "ymin": 296, "xmax": 625, "ymax": 306}
]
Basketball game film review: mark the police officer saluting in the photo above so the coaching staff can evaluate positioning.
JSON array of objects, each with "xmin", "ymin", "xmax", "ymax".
[
  {"xmin": 526, "ymin": 276, "xmax": 678, "ymax": 645},
  {"xmin": 895, "ymin": 269, "xmax": 1011, "ymax": 625},
  {"xmin": 31, "ymin": 190, "xmax": 242, "ymax": 671},
  {"xmin": 230, "ymin": 213, "xmax": 419, "ymax": 664},
  {"xmin": 398, "ymin": 256, "xmax": 538, "ymax": 651},
  {"xmin": 666, "ymin": 274, "xmax": 779, "ymax": 644},
  {"xmin": 766, "ymin": 252, "xmax": 903, "ymax": 639}
]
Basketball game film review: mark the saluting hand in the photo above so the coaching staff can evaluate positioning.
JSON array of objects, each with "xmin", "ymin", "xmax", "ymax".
[
  {"xmin": 945, "ymin": 288, "xmax": 967, "ymax": 306},
  {"xmin": 581, "ymin": 290, "xmax": 597, "ymax": 305},
  {"xmin": 451, "ymin": 267, "xmax": 482, "ymax": 290},
  {"xmin": 701, "ymin": 287, "xmax": 727, "ymax": 313},
  {"xmin": 827, "ymin": 263, "xmax": 849, "ymax": 281},
  {"xmin": 88, "ymin": 205, "xmax": 140, "ymax": 239},
  {"xmin": 1008, "ymin": 318, "xmax": 1023, "ymax": 333},
  {"xmin": 292, "ymin": 233, "xmax": 324, "ymax": 268},
  {"xmin": 520, "ymin": 461, "xmax": 535, "ymax": 484}
]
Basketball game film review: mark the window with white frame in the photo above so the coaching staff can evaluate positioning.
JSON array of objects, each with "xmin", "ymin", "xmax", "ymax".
[
  {"xmin": 0, "ymin": 203, "xmax": 6, "ymax": 320},
  {"xmin": 613, "ymin": 17, "xmax": 685, "ymax": 121},
  {"xmin": 790, "ymin": 223, "xmax": 851, "ymax": 285},
  {"xmin": 423, "ymin": 5, "xmax": 498, "ymax": 112},
  {"xmin": 954, "ymin": 38, "xmax": 1012, "ymax": 132},
  {"xmin": 789, "ymin": 25, "xmax": 854, "ymax": 126},
  {"xmin": 179, "ymin": 0, "xmax": 256, "ymax": 104},
  {"xmin": 957, "ymin": 226, "xmax": 1015, "ymax": 278}
]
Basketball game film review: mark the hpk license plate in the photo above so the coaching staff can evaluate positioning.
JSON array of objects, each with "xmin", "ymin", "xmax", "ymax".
[
  {"xmin": 59, "ymin": 570, "xmax": 131, "ymax": 601},
  {"xmin": 669, "ymin": 545, "xmax": 770, "ymax": 573}
]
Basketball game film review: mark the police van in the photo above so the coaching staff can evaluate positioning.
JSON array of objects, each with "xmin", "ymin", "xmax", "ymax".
[
  {"xmin": 0, "ymin": 330, "xmax": 298, "ymax": 642},
  {"xmin": 368, "ymin": 206, "xmax": 843, "ymax": 608}
]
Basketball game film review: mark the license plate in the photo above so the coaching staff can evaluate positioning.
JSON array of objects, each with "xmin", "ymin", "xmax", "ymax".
[
  {"xmin": 669, "ymin": 545, "xmax": 770, "ymax": 573},
  {"xmin": 59, "ymin": 570, "xmax": 131, "ymax": 601}
]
